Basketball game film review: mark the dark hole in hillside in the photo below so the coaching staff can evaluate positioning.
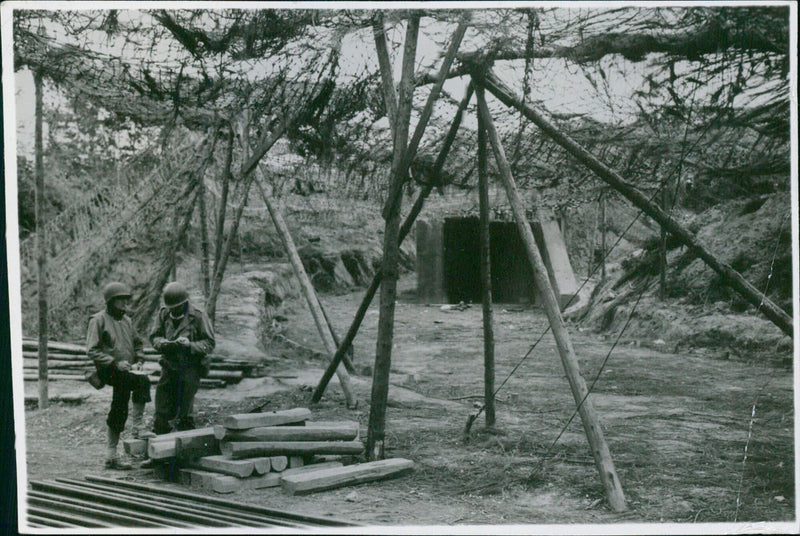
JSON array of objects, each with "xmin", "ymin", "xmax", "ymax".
[{"xmin": 442, "ymin": 217, "xmax": 537, "ymax": 304}]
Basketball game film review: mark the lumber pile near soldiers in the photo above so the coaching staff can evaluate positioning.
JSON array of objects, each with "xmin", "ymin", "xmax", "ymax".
[
  {"xmin": 21, "ymin": 339, "xmax": 258, "ymax": 388},
  {"xmin": 135, "ymin": 407, "xmax": 413, "ymax": 495}
]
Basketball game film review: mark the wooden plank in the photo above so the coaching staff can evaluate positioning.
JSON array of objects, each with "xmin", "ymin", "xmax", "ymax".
[
  {"xmin": 222, "ymin": 441, "xmax": 365, "ymax": 459},
  {"xmin": 269, "ymin": 456, "xmax": 288, "ymax": 472},
  {"xmin": 216, "ymin": 423, "xmax": 358, "ymax": 443},
  {"xmin": 247, "ymin": 472, "xmax": 281, "ymax": 490},
  {"xmin": 205, "ymin": 370, "xmax": 243, "ymax": 383},
  {"xmin": 191, "ymin": 455, "xmax": 255, "ymax": 478},
  {"xmin": 222, "ymin": 408, "xmax": 311, "ymax": 430},
  {"xmin": 148, "ymin": 427, "xmax": 219, "ymax": 459},
  {"xmin": 123, "ymin": 438, "xmax": 147, "ymax": 457},
  {"xmin": 281, "ymin": 458, "xmax": 413, "ymax": 496},
  {"xmin": 279, "ymin": 461, "xmax": 343, "ymax": 479}
]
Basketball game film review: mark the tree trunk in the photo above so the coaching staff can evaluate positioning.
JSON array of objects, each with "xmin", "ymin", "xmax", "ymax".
[
  {"xmin": 206, "ymin": 116, "xmax": 292, "ymax": 323},
  {"xmin": 600, "ymin": 190, "xmax": 606, "ymax": 280},
  {"xmin": 367, "ymin": 14, "xmax": 420, "ymax": 461},
  {"xmin": 198, "ymin": 165, "xmax": 210, "ymax": 298},
  {"xmin": 311, "ymin": 83, "xmax": 474, "ymax": 404},
  {"xmin": 477, "ymin": 99, "xmax": 495, "ymax": 428},
  {"xmin": 34, "ymin": 69, "xmax": 48, "ymax": 410},
  {"xmin": 477, "ymin": 90, "xmax": 627, "ymax": 512},
  {"xmin": 660, "ymin": 187, "xmax": 668, "ymax": 299},
  {"xmin": 478, "ymin": 68, "xmax": 792, "ymax": 337},
  {"xmin": 255, "ymin": 178, "xmax": 356, "ymax": 408},
  {"xmin": 212, "ymin": 125, "xmax": 234, "ymax": 279}
]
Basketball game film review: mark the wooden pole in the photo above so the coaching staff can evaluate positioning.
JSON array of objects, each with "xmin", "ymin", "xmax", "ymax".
[
  {"xmin": 372, "ymin": 12, "xmax": 398, "ymax": 141},
  {"xmin": 476, "ymin": 68, "xmax": 793, "ymax": 337},
  {"xmin": 367, "ymin": 13, "xmax": 420, "ymax": 461},
  {"xmin": 311, "ymin": 83, "xmax": 475, "ymax": 404},
  {"xmin": 476, "ymin": 89, "xmax": 627, "ymax": 512},
  {"xmin": 600, "ymin": 189, "xmax": 606, "ymax": 280},
  {"xmin": 660, "ymin": 187, "xmax": 668, "ymax": 300},
  {"xmin": 254, "ymin": 178, "xmax": 357, "ymax": 409},
  {"xmin": 318, "ymin": 302, "xmax": 356, "ymax": 374},
  {"xmin": 34, "ymin": 68, "xmax": 48, "ymax": 410},
  {"xmin": 476, "ymin": 90, "xmax": 495, "ymax": 428}
]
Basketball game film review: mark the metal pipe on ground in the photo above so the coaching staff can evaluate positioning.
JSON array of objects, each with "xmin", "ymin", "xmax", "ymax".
[
  {"xmin": 26, "ymin": 505, "xmax": 113, "ymax": 528},
  {"xmin": 27, "ymin": 494, "xmax": 165, "ymax": 528},
  {"xmin": 28, "ymin": 489, "xmax": 194, "ymax": 528},
  {"xmin": 83, "ymin": 475, "xmax": 356, "ymax": 527},
  {"xmin": 32, "ymin": 480, "xmax": 249, "ymax": 528},
  {"xmin": 53, "ymin": 478, "xmax": 303, "ymax": 528}
]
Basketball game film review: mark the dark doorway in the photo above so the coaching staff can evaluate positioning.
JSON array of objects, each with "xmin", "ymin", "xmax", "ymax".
[{"xmin": 443, "ymin": 217, "xmax": 537, "ymax": 304}]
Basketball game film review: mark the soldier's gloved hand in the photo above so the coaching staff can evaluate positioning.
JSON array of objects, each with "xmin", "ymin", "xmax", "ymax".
[
  {"xmin": 175, "ymin": 336, "xmax": 191, "ymax": 349},
  {"xmin": 116, "ymin": 361, "xmax": 131, "ymax": 372}
]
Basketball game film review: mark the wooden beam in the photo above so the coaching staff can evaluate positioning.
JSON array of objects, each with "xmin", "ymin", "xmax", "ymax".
[
  {"xmin": 221, "ymin": 408, "xmax": 311, "ymax": 431},
  {"xmin": 311, "ymin": 83, "xmax": 475, "ymax": 404},
  {"xmin": 148, "ymin": 427, "xmax": 219, "ymax": 459},
  {"xmin": 221, "ymin": 440, "xmax": 365, "ymax": 459},
  {"xmin": 191, "ymin": 455, "xmax": 256, "ymax": 478},
  {"xmin": 217, "ymin": 423, "xmax": 358, "ymax": 443},
  {"xmin": 279, "ymin": 461, "xmax": 343, "ymax": 479},
  {"xmin": 34, "ymin": 68, "xmax": 48, "ymax": 410},
  {"xmin": 254, "ymin": 177, "xmax": 357, "ymax": 408},
  {"xmin": 476, "ymin": 95, "xmax": 496, "ymax": 428},
  {"xmin": 476, "ymin": 89, "xmax": 627, "ymax": 512},
  {"xmin": 476, "ymin": 68, "xmax": 793, "ymax": 338},
  {"xmin": 281, "ymin": 458, "xmax": 413, "ymax": 496}
]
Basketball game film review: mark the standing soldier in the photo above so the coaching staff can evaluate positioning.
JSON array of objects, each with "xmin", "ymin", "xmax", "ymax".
[
  {"xmin": 150, "ymin": 282, "xmax": 215, "ymax": 435},
  {"xmin": 87, "ymin": 282, "xmax": 155, "ymax": 471}
]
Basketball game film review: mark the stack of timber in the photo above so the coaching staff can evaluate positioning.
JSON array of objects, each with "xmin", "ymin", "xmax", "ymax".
[
  {"xmin": 142, "ymin": 407, "xmax": 413, "ymax": 495},
  {"xmin": 27, "ymin": 476, "xmax": 355, "ymax": 528},
  {"xmin": 21, "ymin": 338, "xmax": 260, "ymax": 388}
]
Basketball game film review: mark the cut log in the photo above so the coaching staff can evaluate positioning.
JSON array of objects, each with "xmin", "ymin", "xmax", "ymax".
[
  {"xmin": 279, "ymin": 461, "xmax": 343, "ymax": 479},
  {"xmin": 289, "ymin": 456, "xmax": 304, "ymax": 469},
  {"xmin": 222, "ymin": 441, "xmax": 365, "ymax": 459},
  {"xmin": 180, "ymin": 469, "xmax": 240, "ymax": 494},
  {"xmin": 191, "ymin": 455, "xmax": 255, "ymax": 478},
  {"xmin": 122, "ymin": 439, "xmax": 147, "ymax": 457},
  {"xmin": 270, "ymin": 456, "xmax": 288, "ymax": 472},
  {"xmin": 253, "ymin": 458, "xmax": 271, "ymax": 474},
  {"xmin": 222, "ymin": 408, "xmax": 311, "ymax": 430},
  {"xmin": 148, "ymin": 427, "xmax": 219, "ymax": 459},
  {"xmin": 215, "ymin": 423, "xmax": 358, "ymax": 443},
  {"xmin": 281, "ymin": 458, "xmax": 413, "ymax": 496}
]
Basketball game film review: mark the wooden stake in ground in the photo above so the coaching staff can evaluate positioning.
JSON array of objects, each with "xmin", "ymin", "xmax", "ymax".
[
  {"xmin": 476, "ymin": 99, "xmax": 495, "ymax": 428},
  {"xmin": 254, "ymin": 178, "xmax": 356, "ymax": 409},
  {"xmin": 34, "ymin": 67, "xmax": 48, "ymax": 410},
  {"xmin": 477, "ymin": 68, "xmax": 793, "ymax": 338},
  {"xmin": 476, "ymin": 89, "xmax": 627, "ymax": 512},
  {"xmin": 311, "ymin": 83, "xmax": 475, "ymax": 404}
]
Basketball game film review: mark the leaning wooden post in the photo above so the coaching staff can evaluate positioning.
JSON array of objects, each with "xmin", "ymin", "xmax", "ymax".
[
  {"xmin": 34, "ymin": 67, "xmax": 48, "ymax": 410},
  {"xmin": 476, "ymin": 88, "xmax": 627, "ymax": 512},
  {"xmin": 311, "ymin": 83, "xmax": 475, "ymax": 404},
  {"xmin": 600, "ymin": 189, "xmax": 606, "ymax": 280},
  {"xmin": 254, "ymin": 178, "xmax": 357, "ymax": 409},
  {"xmin": 367, "ymin": 13, "xmax": 421, "ymax": 461},
  {"xmin": 476, "ymin": 91, "xmax": 495, "ymax": 428},
  {"xmin": 477, "ymin": 68, "xmax": 792, "ymax": 337},
  {"xmin": 659, "ymin": 187, "xmax": 668, "ymax": 299}
]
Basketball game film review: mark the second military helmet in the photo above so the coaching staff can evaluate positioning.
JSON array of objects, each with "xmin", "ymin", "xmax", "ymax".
[{"xmin": 163, "ymin": 282, "xmax": 189, "ymax": 308}]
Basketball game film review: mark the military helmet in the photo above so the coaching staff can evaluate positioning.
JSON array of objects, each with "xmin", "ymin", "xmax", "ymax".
[
  {"xmin": 163, "ymin": 282, "xmax": 189, "ymax": 308},
  {"xmin": 103, "ymin": 282, "xmax": 132, "ymax": 303}
]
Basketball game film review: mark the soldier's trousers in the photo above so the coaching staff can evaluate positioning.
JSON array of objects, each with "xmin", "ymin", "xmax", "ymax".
[
  {"xmin": 98, "ymin": 365, "xmax": 152, "ymax": 434},
  {"xmin": 153, "ymin": 364, "xmax": 201, "ymax": 435}
]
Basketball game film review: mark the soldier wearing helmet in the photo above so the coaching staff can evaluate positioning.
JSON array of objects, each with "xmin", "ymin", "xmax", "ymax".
[
  {"xmin": 149, "ymin": 281, "xmax": 215, "ymax": 435},
  {"xmin": 86, "ymin": 281, "xmax": 155, "ymax": 470}
]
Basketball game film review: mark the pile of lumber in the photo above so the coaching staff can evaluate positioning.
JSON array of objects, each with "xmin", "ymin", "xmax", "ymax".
[
  {"xmin": 136, "ymin": 407, "xmax": 413, "ymax": 495},
  {"xmin": 21, "ymin": 339, "xmax": 259, "ymax": 388}
]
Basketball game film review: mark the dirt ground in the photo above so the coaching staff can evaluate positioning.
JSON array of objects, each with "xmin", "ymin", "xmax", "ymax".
[{"xmin": 21, "ymin": 273, "xmax": 794, "ymax": 529}]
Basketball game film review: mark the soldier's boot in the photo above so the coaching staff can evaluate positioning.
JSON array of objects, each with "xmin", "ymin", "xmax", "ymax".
[
  {"xmin": 105, "ymin": 428, "xmax": 132, "ymax": 470},
  {"xmin": 131, "ymin": 403, "xmax": 156, "ymax": 439}
]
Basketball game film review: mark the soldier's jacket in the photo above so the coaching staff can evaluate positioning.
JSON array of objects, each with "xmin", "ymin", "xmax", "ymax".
[
  {"xmin": 86, "ymin": 310, "xmax": 144, "ymax": 368},
  {"xmin": 149, "ymin": 305, "xmax": 215, "ymax": 376}
]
